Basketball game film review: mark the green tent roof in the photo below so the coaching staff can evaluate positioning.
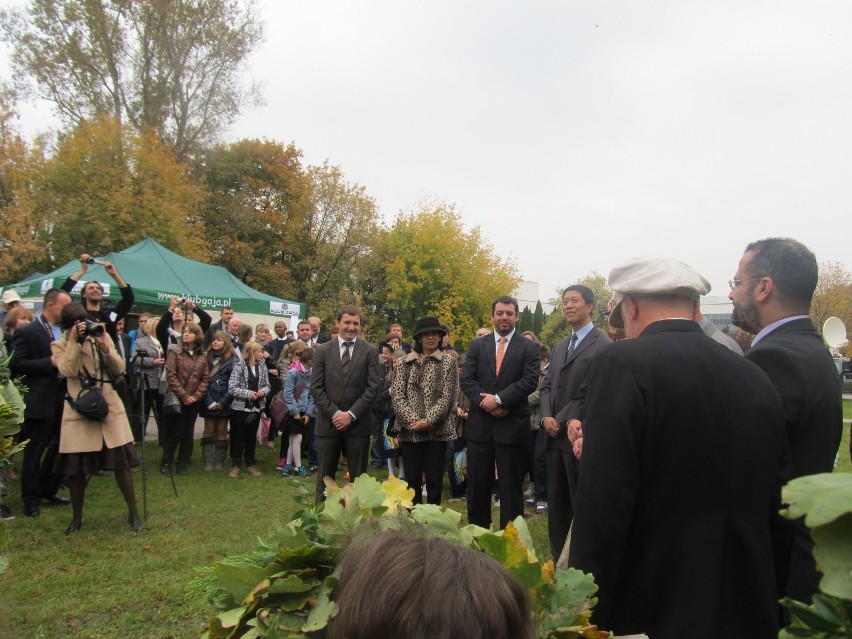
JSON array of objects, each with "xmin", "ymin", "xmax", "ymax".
[{"xmin": 1, "ymin": 238, "xmax": 303, "ymax": 318}]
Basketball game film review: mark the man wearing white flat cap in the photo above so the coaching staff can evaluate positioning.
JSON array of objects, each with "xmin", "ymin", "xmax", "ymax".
[{"xmin": 567, "ymin": 256, "xmax": 788, "ymax": 639}]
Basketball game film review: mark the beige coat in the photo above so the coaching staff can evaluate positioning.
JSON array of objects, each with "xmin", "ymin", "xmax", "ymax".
[{"xmin": 52, "ymin": 333, "xmax": 134, "ymax": 453}]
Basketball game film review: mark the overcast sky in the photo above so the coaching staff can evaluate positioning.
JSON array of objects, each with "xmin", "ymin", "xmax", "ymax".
[{"xmin": 4, "ymin": 1, "xmax": 850, "ymax": 303}]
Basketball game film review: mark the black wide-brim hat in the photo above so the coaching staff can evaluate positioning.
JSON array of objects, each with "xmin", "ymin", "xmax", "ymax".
[{"xmin": 412, "ymin": 316, "xmax": 446, "ymax": 337}]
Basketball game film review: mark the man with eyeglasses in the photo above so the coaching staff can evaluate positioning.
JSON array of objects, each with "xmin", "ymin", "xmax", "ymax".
[{"xmin": 730, "ymin": 237, "xmax": 842, "ymax": 608}]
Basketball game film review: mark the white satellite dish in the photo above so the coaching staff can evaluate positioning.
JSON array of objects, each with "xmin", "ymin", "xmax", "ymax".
[{"xmin": 823, "ymin": 317, "xmax": 847, "ymax": 348}]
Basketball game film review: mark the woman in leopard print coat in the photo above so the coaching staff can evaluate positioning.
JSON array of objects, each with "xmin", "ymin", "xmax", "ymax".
[{"xmin": 391, "ymin": 316, "xmax": 457, "ymax": 505}]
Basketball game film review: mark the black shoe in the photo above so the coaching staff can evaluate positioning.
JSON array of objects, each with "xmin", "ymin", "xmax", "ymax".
[
  {"xmin": 64, "ymin": 519, "xmax": 82, "ymax": 535},
  {"xmin": 159, "ymin": 464, "xmax": 171, "ymax": 475},
  {"xmin": 128, "ymin": 514, "xmax": 143, "ymax": 533},
  {"xmin": 25, "ymin": 504, "xmax": 40, "ymax": 517},
  {"xmin": 176, "ymin": 463, "xmax": 188, "ymax": 476},
  {"xmin": 43, "ymin": 494, "xmax": 71, "ymax": 505},
  {"xmin": 1, "ymin": 504, "xmax": 14, "ymax": 521}
]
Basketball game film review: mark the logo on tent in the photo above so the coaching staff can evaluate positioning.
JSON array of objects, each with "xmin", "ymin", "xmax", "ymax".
[{"xmin": 269, "ymin": 302, "xmax": 300, "ymax": 316}]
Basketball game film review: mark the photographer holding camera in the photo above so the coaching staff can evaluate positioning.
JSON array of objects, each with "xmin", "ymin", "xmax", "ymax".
[
  {"xmin": 51, "ymin": 302, "xmax": 142, "ymax": 535},
  {"xmin": 61, "ymin": 253, "xmax": 135, "ymax": 342}
]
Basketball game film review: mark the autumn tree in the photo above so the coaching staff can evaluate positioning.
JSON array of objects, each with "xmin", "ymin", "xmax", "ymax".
[
  {"xmin": 197, "ymin": 147, "xmax": 379, "ymax": 320},
  {"xmin": 33, "ymin": 115, "xmax": 205, "ymax": 266},
  {"xmin": 1, "ymin": 0, "xmax": 263, "ymax": 156},
  {"xmin": 539, "ymin": 273, "xmax": 612, "ymax": 347},
  {"xmin": 364, "ymin": 201, "xmax": 520, "ymax": 349},
  {"xmin": 811, "ymin": 261, "xmax": 852, "ymax": 343},
  {"xmin": 197, "ymin": 138, "xmax": 310, "ymax": 298},
  {"xmin": 292, "ymin": 161, "xmax": 382, "ymax": 321},
  {"xmin": 0, "ymin": 94, "xmax": 47, "ymax": 284}
]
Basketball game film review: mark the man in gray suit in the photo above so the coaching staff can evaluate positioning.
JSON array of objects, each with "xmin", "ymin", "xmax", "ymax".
[
  {"xmin": 539, "ymin": 285, "xmax": 611, "ymax": 558},
  {"xmin": 310, "ymin": 304, "xmax": 381, "ymax": 502}
]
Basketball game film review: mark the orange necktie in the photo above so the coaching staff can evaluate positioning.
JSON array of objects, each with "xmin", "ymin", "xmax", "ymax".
[{"xmin": 496, "ymin": 337, "xmax": 507, "ymax": 375}]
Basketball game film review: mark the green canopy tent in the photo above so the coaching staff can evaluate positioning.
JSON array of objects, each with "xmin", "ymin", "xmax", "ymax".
[{"xmin": 0, "ymin": 238, "xmax": 303, "ymax": 318}]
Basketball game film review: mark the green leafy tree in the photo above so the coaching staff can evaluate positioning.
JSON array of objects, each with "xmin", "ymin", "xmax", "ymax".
[
  {"xmin": 197, "ymin": 138, "xmax": 310, "ymax": 298},
  {"xmin": 1, "ymin": 0, "xmax": 263, "ymax": 156},
  {"xmin": 294, "ymin": 161, "xmax": 382, "ymax": 323},
  {"xmin": 364, "ymin": 200, "xmax": 520, "ymax": 349},
  {"xmin": 533, "ymin": 300, "xmax": 546, "ymax": 335},
  {"xmin": 539, "ymin": 274, "xmax": 612, "ymax": 348},
  {"xmin": 519, "ymin": 306, "xmax": 533, "ymax": 334},
  {"xmin": 33, "ymin": 115, "xmax": 205, "ymax": 267}
]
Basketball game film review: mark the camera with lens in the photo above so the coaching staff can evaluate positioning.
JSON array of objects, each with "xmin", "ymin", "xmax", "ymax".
[{"xmin": 84, "ymin": 320, "xmax": 105, "ymax": 337}]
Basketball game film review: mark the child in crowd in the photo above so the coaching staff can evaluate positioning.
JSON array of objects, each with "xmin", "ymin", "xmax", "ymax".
[{"xmin": 281, "ymin": 348, "xmax": 314, "ymax": 477}]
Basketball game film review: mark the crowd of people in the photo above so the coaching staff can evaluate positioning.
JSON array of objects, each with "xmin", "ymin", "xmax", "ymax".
[{"xmin": 0, "ymin": 238, "xmax": 845, "ymax": 638}]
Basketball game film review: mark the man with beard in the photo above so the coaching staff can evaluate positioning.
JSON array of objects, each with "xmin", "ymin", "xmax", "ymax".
[
  {"xmin": 61, "ymin": 254, "xmax": 134, "ymax": 342},
  {"xmin": 730, "ymin": 237, "xmax": 842, "ymax": 605},
  {"xmin": 460, "ymin": 295, "xmax": 540, "ymax": 529}
]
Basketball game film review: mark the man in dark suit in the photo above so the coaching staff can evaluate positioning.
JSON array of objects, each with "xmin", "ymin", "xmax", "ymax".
[
  {"xmin": 460, "ymin": 295, "xmax": 540, "ymax": 529},
  {"xmin": 9, "ymin": 288, "xmax": 73, "ymax": 517},
  {"xmin": 265, "ymin": 320, "xmax": 294, "ymax": 362},
  {"xmin": 203, "ymin": 306, "xmax": 235, "ymax": 348},
  {"xmin": 730, "ymin": 237, "xmax": 842, "ymax": 604},
  {"xmin": 310, "ymin": 305, "xmax": 381, "ymax": 502},
  {"xmin": 539, "ymin": 285, "xmax": 611, "ymax": 558},
  {"xmin": 568, "ymin": 257, "xmax": 787, "ymax": 638}
]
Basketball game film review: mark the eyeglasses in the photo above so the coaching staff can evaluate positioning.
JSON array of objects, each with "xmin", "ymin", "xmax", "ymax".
[{"xmin": 728, "ymin": 276, "xmax": 765, "ymax": 291}]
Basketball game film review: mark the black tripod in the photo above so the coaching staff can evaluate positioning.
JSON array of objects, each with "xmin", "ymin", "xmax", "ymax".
[{"xmin": 131, "ymin": 352, "xmax": 177, "ymax": 519}]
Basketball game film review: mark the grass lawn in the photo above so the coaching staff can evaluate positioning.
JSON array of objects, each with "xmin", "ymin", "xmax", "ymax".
[
  {"xmin": 1, "ymin": 441, "xmax": 550, "ymax": 638},
  {"xmin": 3, "ymin": 400, "xmax": 850, "ymax": 638}
]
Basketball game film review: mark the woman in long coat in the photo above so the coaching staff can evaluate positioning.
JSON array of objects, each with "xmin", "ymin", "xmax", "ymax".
[
  {"xmin": 52, "ymin": 302, "xmax": 142, "ymax": 535},
  {"xmin": 391, "ymin": 316, "xmax": 457, "ymax": 505}
]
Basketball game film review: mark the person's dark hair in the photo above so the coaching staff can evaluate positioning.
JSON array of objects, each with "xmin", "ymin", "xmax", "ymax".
[
  {"xmin": 336, "ymin": 304, "xmax": 363, "ymax": 322},
  {"xmin": 539, "ymin": 344, "xmax": 551, "ymax": 361},
  {"xmin": 299, "ymin": 347, "xmax": 314, "ymax": 365},
  {"xmin": 327, "ymin": 531, "xmax": 534, "ymax": 639},
  {"xmin": 745, "ymin": 237, "xmax": 818, "ymax": 307},
  {"xmin": 491, "ymin": 295, "xmax": 519, "ymax": 314},
  {"xmin": 206, "ymin": 330, "xmax": 235, "ymax": 364},
  {"xmin": 59, "ymin": 302, "xmax": 88, "ymax": 331},
  {"xmin": 379, "ymin": 341, "xmax": 394, "ymax": 354},
  {"xmin": 563, "ymin": 284, "xmax": 595, "ymax": 305},
  {"xmin": 43, "ymin": 288, "xmax": 66, "ymax": 306},
  {"xmin": 297, "ymin": 319, "xmax": 312, "ymax": 330}
]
